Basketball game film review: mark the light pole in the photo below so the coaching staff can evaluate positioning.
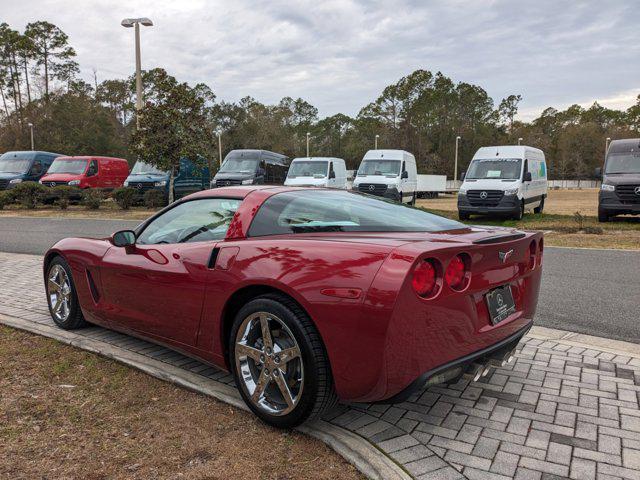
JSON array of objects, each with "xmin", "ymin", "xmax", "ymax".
[
  {"xmin": 454, "ymin": 135, "xmax": 461, "ymax": 182},
  {"xmin": 27, "ymin": 122, "xmax": 34, "ymax": 150},
  {"xmin": 375, "ymin": 134, "xmax": 379, "ymax": 149},
  {"xmin": 306, "ymin": 132, "xmax": 310, "ymax": 157},
  {"xmin": 518, "ymin": 137, "xmax": 523, "ymax": 146},
  {"xmin": 217, "ymin": 130, "xmax": 223, "ymax": 167},
  {"xmin": 121, "ymin": 17, "xmax": 153, "ymax": 130}
]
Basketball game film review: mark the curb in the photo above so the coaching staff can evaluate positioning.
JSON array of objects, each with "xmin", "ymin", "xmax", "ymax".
[
  {"xmin": 0, "ymin": 312, "xmax": 410, "ymax": 480},
  {"xmin": 529, "ymin": 325, "xmax": 640, "ymax": 359}
]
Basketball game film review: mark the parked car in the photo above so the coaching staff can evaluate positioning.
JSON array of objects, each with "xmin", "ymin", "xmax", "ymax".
[
  {"xmin": 39, "ymin": 156, "xmax": 130, "ymax": 191},
  {"xmin": 458, "ymin": 146, "xmax": 547, "ymax": 220},
  {"xmin": 43, "ymin": 185, "xmax": 543, "ymax": 428},
  {"xmin": 284, "ymin": 157, "xmax": 347, "ymax": 189},
  {"xmin": 211, "ymin": 150, "xmax": 289, "ymax": 187},
  {"xmin": 124, "ymin": 158, "xmax": 210, "ymax": 204},
  {"xmin": 0, "ymin": 151, "xmax": 63, "ymax": 190},
  {"xmin": 596, "ymin": 138, "xmax": 640, "ymax": 222},
  {"xmin": 352, "ymin": 149, "xmax": 418, "ymax": 204}
]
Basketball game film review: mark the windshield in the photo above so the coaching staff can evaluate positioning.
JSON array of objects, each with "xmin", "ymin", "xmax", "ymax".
[
  {"xmin": 130, "ymin": 161, "xmax": 167, "ymax": 176},
  {"xmin": 357, "ymin": 160, "xmax": 401, "ymax": 176},
  {"xmin": 605, "ymin": 153, "xmax": 640, "ymax": 174},
  {"xmin": 0, "ymin": 158, "xmax": 31, "ymax": 174},
  {"xmin": 466, "ymin": 158, "xmax": 522, "ymax": 180},
  {"xmin": 248, "ymin": 190, "xmax": 464, "ymax": 236},
  {"xmin": 47, "ymin": 159, "xmax": 88, "ymax": 175},
  {"xmin": 288, "ymin": 161, "xmax": 328, "ymax": 178},
  {"xmin": 219, "ymin": 157, "xmax": 260, "ymax": 174}
]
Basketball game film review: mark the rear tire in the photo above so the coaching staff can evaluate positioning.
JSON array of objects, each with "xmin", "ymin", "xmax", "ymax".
[
  {"xmin": 410, "ymin": 192, "xmax": 417, "ymax": 206},
  {"xmin": 229, "ymin": 294, "xmax": 337, "ymax": 428},
  {"xmin": 534, "ymin": 197, "xmax": 545, "ymax": 214},
  {"xmin": 46, "ymin": 256, "xmax": 86, "ymax": 330}
]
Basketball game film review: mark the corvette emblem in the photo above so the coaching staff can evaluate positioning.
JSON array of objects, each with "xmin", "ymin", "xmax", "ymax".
[
  {"xmin": 635, "ymin": 186, "xmax": 640, "ymax": 195},
  {"xmin": 498, "ymin": 249, "xmax": 514, "ymax": 263},
  {"xmin": 369, "ymin": 185, "xmax": 375, "ymax": 191},
  {"xmin": 480, "ymin": 191, "xmax": 488, "ymax": 199}
]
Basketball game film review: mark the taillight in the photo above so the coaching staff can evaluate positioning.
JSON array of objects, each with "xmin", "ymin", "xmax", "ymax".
[
  {"xmin": 445, "ymin": 254, "xmax": 470, "ymax": 290},
  {"xmin": 537, "ymin": 238, "xmax": 544, "ymax": 267},
  {"xmin": 528, "ymin": 241, "xmax": 537, "ymax": 269},
  {"xmin": 412, "ymin": 259, "xmax": 439, "ymax": 298}
]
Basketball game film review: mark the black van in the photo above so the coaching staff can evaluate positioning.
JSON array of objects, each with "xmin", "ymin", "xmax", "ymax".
[
  {"xmin": 0, "ymin": 151, "xmax": 63, "ymax": 190},
  {"xmin": 211, "ymin": 150, "xmax": 289, "ymax": 187},
  {"xmin": 597, "ymin": 138, "xmax": 640, "ymax": 222}
]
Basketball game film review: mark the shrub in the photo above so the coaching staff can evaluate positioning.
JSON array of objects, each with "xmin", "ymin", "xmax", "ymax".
[
  {"xmin": 82, "ymin": 189, "xmax": 104, "ymax": 210},
  {"xmin": 0, "ymin": 190, "xmax": 14, "ymax": 210},
  {"xmin": 143, "ymin": 189, "xmax": 166, "ymax": 209},
  {"xmin": 112, "ymin": 187, "xmax": 137, "ymax": 210},
  {"xmin": 52, "ymin": 186, "xmax": 80, "ymax": 210},
  {"xmin": 10, "ymin": 182, "xmax": 48, "ymax": 209}
]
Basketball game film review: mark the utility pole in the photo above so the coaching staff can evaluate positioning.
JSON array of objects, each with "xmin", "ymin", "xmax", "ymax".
[
  {"xmin": 375, "ymin": 134, "xmax": 379, "ymax": 149},
  {"xmin": 121, "ymin": 17, "xmax": 153, "ymax": 130},
  {"xmin": 217, "ymin": 130, "xmax": 223, "ymax": 166},
  {"xmin": 454, "ymin": 136, "xmax": 461, "ymax": 182},
  {"xmin": 28, "ymin": 122, "xmax": 34, "ymax": 150},
  {"xmin": 306, "ymin": 132, "xmax": 310, "ymax": 157}
]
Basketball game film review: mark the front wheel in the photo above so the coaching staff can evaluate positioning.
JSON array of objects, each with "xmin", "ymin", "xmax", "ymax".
[
  {"xmin": 46, "ymin": 256, "xmax": 86, "ymax": 330},
  {"xmin": 458, "ymin": 211, "xmax": 470, "ymax": 221},
  {"xmin": 229, "ymin": 294, "xmax": 337, "ymax": 428},
  {"xmin": 598, "ymin": 208, "xmax": 609, "ymax": 222},
  {"xmin": 513, "ymin": 200, "xmax": 525, "ymax": 221}
]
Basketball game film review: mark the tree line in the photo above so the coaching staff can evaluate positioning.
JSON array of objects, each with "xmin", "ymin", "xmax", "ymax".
[{"xmin": 1, "ymin": 20, "xmax": 639, "ymax": 179}]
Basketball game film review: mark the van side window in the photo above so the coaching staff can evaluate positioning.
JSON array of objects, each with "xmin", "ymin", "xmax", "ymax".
[
  {"xmin": 523, "ymin": 159, "xmax": 528, "ymax": 180},
  {"xmin": 31, "ymin": 160, "xmax": 42, "ymax": 175},
  {"xmin": 87, "ymin": 160, "xmax": 98, "ymax": 176}
]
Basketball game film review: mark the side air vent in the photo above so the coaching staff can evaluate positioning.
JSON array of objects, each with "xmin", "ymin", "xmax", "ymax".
[
  {"xmin": 86, "ymin": 269, "xmax": 100, "ymax": 303},
  {"xmin": 208, "ymin": 247, "xmax": 220, "ymax": 269}
]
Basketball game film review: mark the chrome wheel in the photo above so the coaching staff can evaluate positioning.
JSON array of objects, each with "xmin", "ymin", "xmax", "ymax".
[
  {"xmin": 48, "ymin": 264, "xmax": 71, "ymax": 322},
  {"xmin": 235, "ymin": 312, "xmax": 303, "ymax": 416}
]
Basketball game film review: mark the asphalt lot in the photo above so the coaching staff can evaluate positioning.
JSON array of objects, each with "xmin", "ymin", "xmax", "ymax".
[{"xmin": 0, "ymin": 216, "xmax": 638, "ymax": 343}]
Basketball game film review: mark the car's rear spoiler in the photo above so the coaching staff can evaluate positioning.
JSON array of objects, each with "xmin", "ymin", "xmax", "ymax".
[{"xmin": 472, "ymin": 232, "xmax": 526, "ymax": 245}]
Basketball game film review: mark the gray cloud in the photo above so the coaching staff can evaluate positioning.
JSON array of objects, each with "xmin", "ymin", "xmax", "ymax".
[{"xmin": 4, "ymin": 0, "xmax": 639, "ymax": 119}]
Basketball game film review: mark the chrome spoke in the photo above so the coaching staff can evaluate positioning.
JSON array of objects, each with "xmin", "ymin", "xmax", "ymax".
[
  {"xmin": 259, "ymin": 315, "xmax": 273, "ymax": 351},
  {"xmin": 251, "ymin": 368, "xmax": 270, "ymax": 403},
  {"xmin": 273, "ymin": 369, "xmax": 294, "ymax": 409},
  {"xmin": 48, "ymin": 265, "xmax": 72, "ymax": 322},
  {"xmin": 236, "ymin": 343, "xmax": 263, "ymax": 364},
  {"xmin": 277, "ymin": 346, "xmax": 300, "ymax": 365},
  {"xmin": 48, "ymin": 279, "xmax": 61, "ymax": 292}
]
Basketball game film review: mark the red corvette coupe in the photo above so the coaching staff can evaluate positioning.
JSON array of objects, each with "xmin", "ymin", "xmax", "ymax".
[{"xmin": 44, "ymin": 186, "xmax": 542, "ymax": 427}]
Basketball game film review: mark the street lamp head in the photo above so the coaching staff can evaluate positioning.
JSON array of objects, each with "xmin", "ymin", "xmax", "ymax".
[
  {"xmin": 456, "ymin": 136, "xmax": 461, "ymax": 140},
  {"xmin": 139, "ymin": 17, "xmax": 153, "ymax": 26},
  {"xmin": 28, "ymin": 122, "xmax": 33, "ymax": 127},
  {"xmin": 121, "ymin": 17, "xmax": 153, "ymax": 28},
  {"xmin": 606, "ymin": 137, "xmax": 611, "ymax": 141}
]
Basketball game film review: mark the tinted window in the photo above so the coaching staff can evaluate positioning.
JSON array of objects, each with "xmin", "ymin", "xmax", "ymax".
[
  {"xmin": 137, "ymin": 198, "xmax": 241, "ymax": 245},
  {"xmin": 48, "ymin": 159, "xmax": 88, "ymax": 174},
  {"xmin": 219, "ymin": 158, "xmax": 259, "ymax": 173},
  {"xmin": 0, "ymin": 157, "xmax": 32, "ymax": 173},
  {"xmin": 248, "ymin": 190, "xmax": 464, "ymax": 236},
  {"xmin": 466, "ymin": 158, "xmax": 522, "ymax": 180}
]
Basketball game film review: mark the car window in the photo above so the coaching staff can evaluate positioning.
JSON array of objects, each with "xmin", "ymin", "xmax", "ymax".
[
  {"xmin": 137, "ymin": 198, "xmax": 241, "ymax": 245},
  {"xmin": 248, "ymin": 190, "xmax": 463, "ymax": 236}
]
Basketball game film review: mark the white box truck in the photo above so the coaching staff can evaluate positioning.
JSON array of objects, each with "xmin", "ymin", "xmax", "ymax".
[{"xmin": 416, "ymin": 174, "xmax": 447, "ymax": 198}]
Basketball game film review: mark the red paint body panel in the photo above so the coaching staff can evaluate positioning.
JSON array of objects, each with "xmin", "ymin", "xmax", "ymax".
[
  {"xmin": 40, "ymin": 156, "xmax": 130, "ymax": 189},
  {"xmin": 44, "ymin": 187, "xmax": 543, "ymax": 402}
]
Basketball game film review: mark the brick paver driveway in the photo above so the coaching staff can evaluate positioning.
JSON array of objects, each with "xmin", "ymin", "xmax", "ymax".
[{"xmin": 2, "ymin": 251, "xmax": 639, "ymax": 480}]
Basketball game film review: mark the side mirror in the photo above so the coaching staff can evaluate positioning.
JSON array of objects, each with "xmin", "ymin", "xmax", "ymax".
[
  {"xmin": 329, "ymin": 170, "xmax": 336, "ymax": 179},
  {"xmin": 111, "ymin": 230, "xmax": 136, "ymax": 247},
  {"xmin": 461, "ymin": 172, "xmax": 466, "ymax": 181},
  {"xmin": 401, "ymin": 170, "xmax": 409, "ymax": 179},
  {"xmin": 524, "ymin": 172, "xmax": 532, "ymax": 182},
  {"xmin": 595, "ymin": 167, "xmax": 602, "ymax": 177}
]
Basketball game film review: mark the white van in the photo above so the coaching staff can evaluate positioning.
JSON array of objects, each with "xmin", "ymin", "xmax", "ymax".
[
  {"xmin": 284, "ymin": 157, "xmax": 347, "ymax": 189},
  {"xmin": 457, "ymin": 145, "xmax": 547, "ymax": 220},
  {"xmin": 352, "ymin": 150, "xmax": 418, "ymax": 204}
]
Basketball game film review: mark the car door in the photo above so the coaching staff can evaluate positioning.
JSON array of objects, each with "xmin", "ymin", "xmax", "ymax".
[{"xmin": 99, "ymin": 197, "xmax": 242, "ymax": 345}]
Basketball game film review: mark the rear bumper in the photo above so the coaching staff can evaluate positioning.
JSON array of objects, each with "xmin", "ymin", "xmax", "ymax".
[
  {"xmin": 599, "ymin": 191, "xmax": 640, "ymax": 215},
  {"xmin": 458, "ymin": 195, "xmax": 520, "ymax": 216}
]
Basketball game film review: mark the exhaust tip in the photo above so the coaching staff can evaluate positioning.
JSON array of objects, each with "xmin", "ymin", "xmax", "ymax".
[{"xmin": 482, "ymin": 367, "xmax": 490, "ymax": 377}]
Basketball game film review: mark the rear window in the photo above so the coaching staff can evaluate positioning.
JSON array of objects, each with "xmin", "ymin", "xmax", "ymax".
[{"xmin": 248, "ymin": 190, "xmax": 464, "ymax": 236}]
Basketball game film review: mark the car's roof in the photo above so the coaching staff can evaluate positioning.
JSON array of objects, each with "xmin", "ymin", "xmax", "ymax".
[{"xmin": 183, "ymin": 185, "xmax": 298, "ymax": 200}]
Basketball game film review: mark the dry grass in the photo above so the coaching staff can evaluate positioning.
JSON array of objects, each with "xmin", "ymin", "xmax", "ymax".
[
  {"xmin": 0, "ymin": 326, "xmax": 364, "ymax": 480},
  {"xmin": 0, "ymin": 202, "xmax": 156, "ymax": 220}
]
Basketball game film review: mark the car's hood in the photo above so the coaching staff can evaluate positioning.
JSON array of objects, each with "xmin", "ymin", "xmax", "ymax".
[
  {"xmin": 126, "ymin": 174, "xmax": 168, "ymax": 183},
  {"xmin": 213, "ymin": 172, "xmax": 255, "ymax": 182},
  {"xmin": 40, "ymin": 173, "xmax": 82, "ymax": 182},
  {"xmin": 353, "ymin": 175, "xmax": 400, "ymax": 185},
  {"xmin": 603, "ymin": 173, "xmax": 640, "ymax": 185},
  {"xmin": 285, "ymin": 177, "xmax": 327, "ymax": 187},
  {"xmin": 0, "ymin": 172, "xmax": 24, "ymax": 181},
  {"xmin": 461, "ymin": 178, "xmax": 519, "ymax": 190}
]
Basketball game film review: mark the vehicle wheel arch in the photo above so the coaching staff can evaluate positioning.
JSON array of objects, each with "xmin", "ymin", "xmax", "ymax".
[
  {"xmin": 219, "ymin": 283, "xmax": 328, "ymax": 371},
  {"xmin": 43, "ymin": 249, "xmax": 64, "ymax": 276}
]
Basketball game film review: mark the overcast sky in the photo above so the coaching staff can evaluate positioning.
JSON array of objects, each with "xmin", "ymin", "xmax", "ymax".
[{"xmin": 4, "ymin": 0, "xmax": 640, "ymax": 120}]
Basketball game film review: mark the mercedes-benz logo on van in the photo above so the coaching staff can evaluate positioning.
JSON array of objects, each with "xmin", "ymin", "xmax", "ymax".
[
  {"xmin": 480, "ymin": 191, "xmax": 488, "ymax": 199},
  {"xmin": 50, "ymin": 182, "xmax": 56, "ymax": 187},
  {"xmin": 136, "ymin": 183, "xmax": 142, "ymax": 190},
  {"xmin": 225, "ymin": 180, "xmax": 231, "ymax": 186},
  {"xmin": 369, "ymin": 185, "xmax": 375, "ymax": 191},
  {"xmin": 635, "ymin": 186, "xmax": 640, "ymax": 195}
]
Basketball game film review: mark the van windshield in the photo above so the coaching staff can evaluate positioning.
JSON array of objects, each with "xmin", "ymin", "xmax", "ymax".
[
  {"xmin": 0, "ymin": 158, "xmax": 31, "ymax": 174},
  {"xmin": 47, "ymin": 159, "xmax": 88, "ymax": 175},
  {"xmin": 357, "ymin": 160, "xmax": 400, "ymax": 176},
  {"xmin": 466, "ymin": 158, "xmax": 522, "ymax": 180},
  {"xmin": 130, "ymin": 161, "xmax": 168, "ymax": 176},
  {"xmin": 219, "ymin": 158, "xmax": 259, "ymax": 174},
  {"xmin": 605, "ymin": 153, "xmax": 640, "ymax": 174},
  {"xmin": 288, "ymin": 161, "xmax": 328, "ymax": 178}
]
